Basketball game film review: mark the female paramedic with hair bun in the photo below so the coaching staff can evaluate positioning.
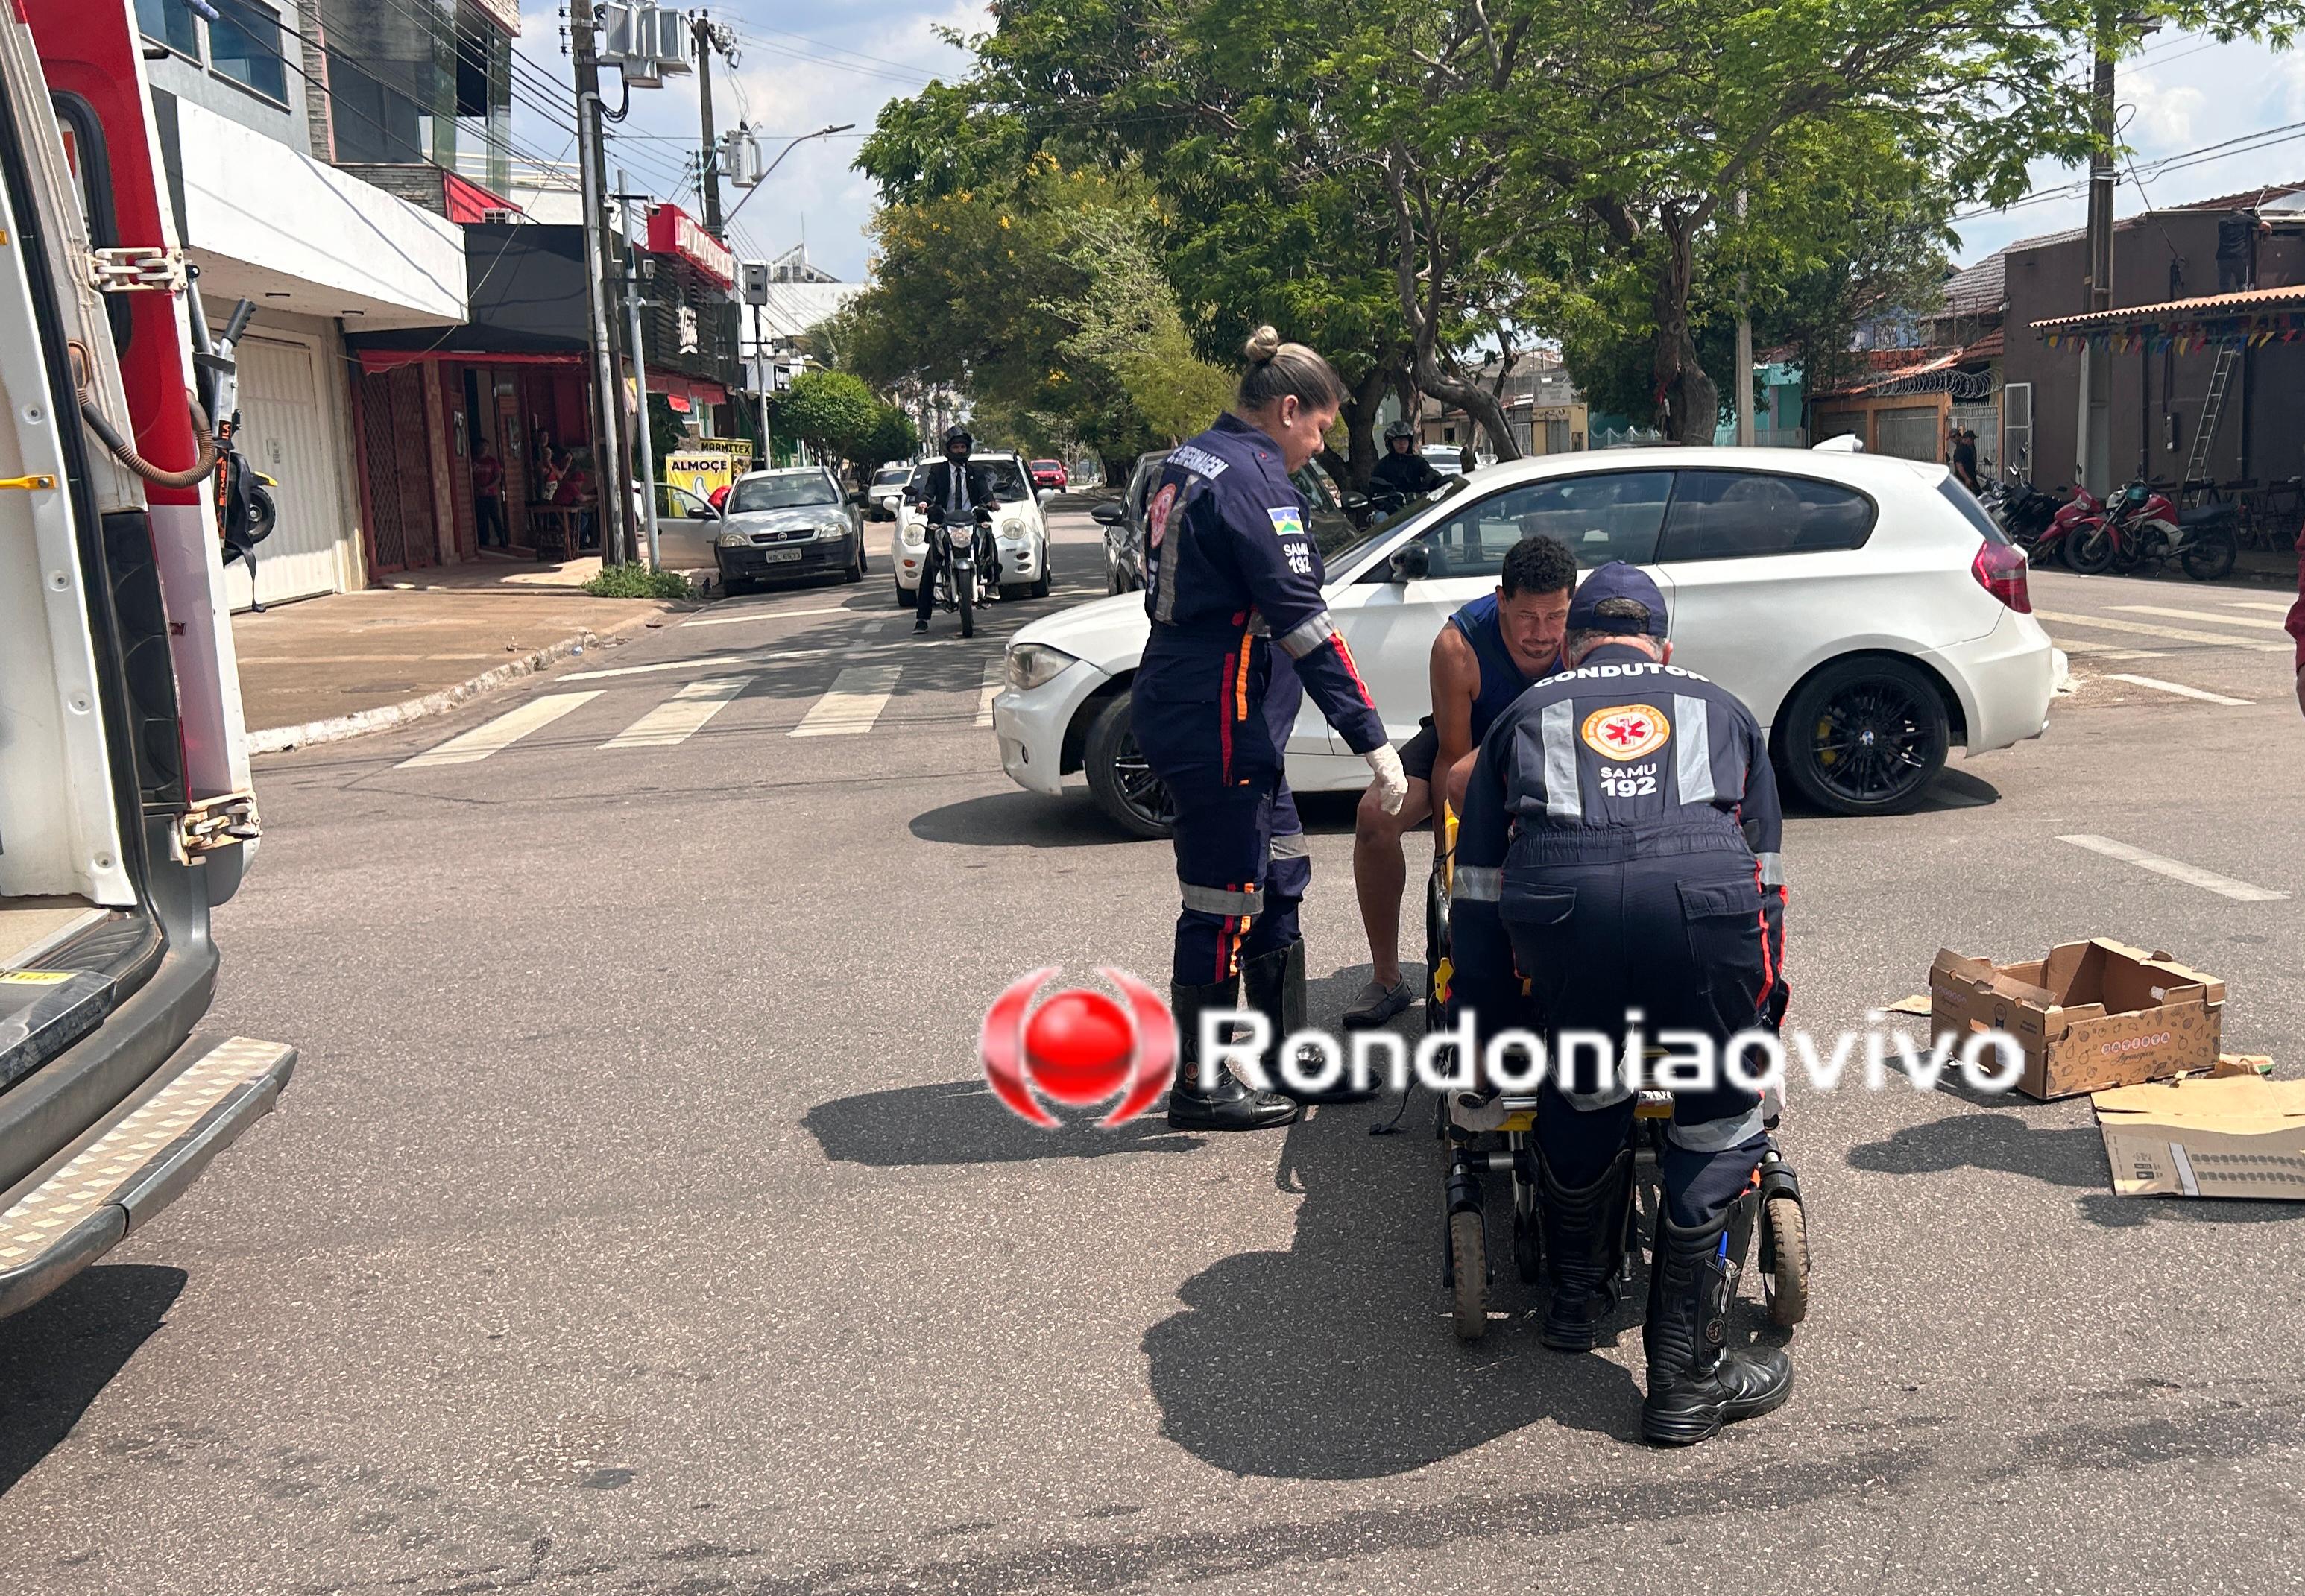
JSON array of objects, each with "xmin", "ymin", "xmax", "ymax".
[{"xmin": 1132, "ymin": 326, "xmax": 1407, "ymax": 1132}]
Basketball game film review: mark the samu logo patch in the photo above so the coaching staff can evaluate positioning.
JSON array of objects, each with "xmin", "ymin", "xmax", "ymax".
[
  {"xmin": 1267, "ymin": 506, "xmax": 1305, "ymax": 540},
  {"xmin": 1580, "ymin": 704, "xmax": 1670, "ymax": 760}
]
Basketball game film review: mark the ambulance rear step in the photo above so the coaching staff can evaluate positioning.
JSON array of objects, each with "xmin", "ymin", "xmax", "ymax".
[{"xmin": 0, "ymin": 1033, "xmax": 294, "ymax": 1319}]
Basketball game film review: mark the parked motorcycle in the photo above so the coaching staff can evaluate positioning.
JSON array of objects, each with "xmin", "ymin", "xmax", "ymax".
[
  {"xmin": 2032, "ymin": 485, "xmax": 2107, "ymax": 572},
  {"xmin": 1990, "ymin": 469, "xmax": 2064, "ymax": 552},
  {"xmin": 2064, "ymin": 479, "xmax": 2239, "ymax": 581}
]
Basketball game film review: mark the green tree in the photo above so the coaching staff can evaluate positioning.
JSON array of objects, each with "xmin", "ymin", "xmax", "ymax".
[
  {"xmin": 855, "ymin": 404, "xmax": 920, "ymax": 471},
  {"xmin": 775, "ymin": 368, "xmax": 880, "ymax": 461}
]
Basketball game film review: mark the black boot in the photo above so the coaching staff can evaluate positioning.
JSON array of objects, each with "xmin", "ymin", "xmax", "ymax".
[
  {"xmin": 1243, "ymin": 941, "xmax": 1378, "ymax": 1103},
  {"xmin": 1167, "ymin": 977, "xmax": 1299, "ymax": 1132},
  {"xmin": 1538, "ymin": 1148, "xmax": 1633, "ymax": 1351},
  {"xmin": 1640, "ymin": 1210, "xmax": 1793, "ymax": 1446}
]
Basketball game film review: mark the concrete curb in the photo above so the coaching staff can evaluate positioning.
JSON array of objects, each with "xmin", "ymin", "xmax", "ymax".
[{"xmin": 247, "ymin": 605, "xmax": 673, "ymax": 755}]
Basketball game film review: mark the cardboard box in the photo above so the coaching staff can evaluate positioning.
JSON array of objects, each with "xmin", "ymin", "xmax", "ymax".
[
  {"xmin": 2095, "ymin": 1059, "xmax": 2305, "ymax": 1200},
  {"xmin": 1929, "ymin": 938, "xmax": 2224, "ymax": 1101}
]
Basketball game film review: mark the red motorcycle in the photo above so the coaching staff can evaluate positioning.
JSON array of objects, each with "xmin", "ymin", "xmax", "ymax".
[
  {"xmin": 2063, "ymin": 479, "xmax": 2239, "ymax": 581},
  {"xmin": 2031, "ymin": 485, "xmax": 2107, "ymax": 571}
]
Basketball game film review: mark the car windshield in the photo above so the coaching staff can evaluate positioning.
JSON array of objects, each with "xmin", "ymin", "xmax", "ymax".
[
  {"xmin": 731, "ymin": 473, "xmax": 837, "ymax": 511},
  {"xmin": 1032, "ymin": 460, "xmax": 1061, "ymax": 472},
  {"xmin": 1320, "ymin": 476, "xmax": 1477, "ymax": 575},
  {"xmin": 981, "ymin": 459, "xmax": 1031, "ymax": 500},
  {"xmin": 872, "ymin": 467, "xmax": 911, "ymax": 487}
]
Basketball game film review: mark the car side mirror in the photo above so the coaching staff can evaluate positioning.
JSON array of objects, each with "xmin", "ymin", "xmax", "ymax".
[
  {"xmin": 1090, "ymin": 501, "xmax": 1126, "ymax": 525},
  {"xmin": 1037, "ymin": 487, "xmax": 1058, "ymax": 504},
  {"xmin": 1341, "ymin": 491, "xmax": 1370, "ymax": 512},
  {"xmin": 1387, "ymin": 543, "xmax": 1430, "ymax": 582}
]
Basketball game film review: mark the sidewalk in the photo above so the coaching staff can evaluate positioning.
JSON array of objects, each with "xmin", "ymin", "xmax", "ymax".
[{"xmin": 234, "ymin": 558, "xmax": 678, "ymax": 752}]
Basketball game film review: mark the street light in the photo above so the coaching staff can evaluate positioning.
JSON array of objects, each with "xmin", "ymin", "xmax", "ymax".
[{"xmin": 719, "ymin": 124, "xmax": 855, "ymax": 227}]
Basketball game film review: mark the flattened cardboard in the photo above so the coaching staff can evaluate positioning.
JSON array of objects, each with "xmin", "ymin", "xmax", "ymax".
[
  {"xmin": 2094, "ymin": 1063, "xmax": 2305, "ymax": 1200},
  {"xmin": 1929, "ymin": 938, "xmax": 2224, "ymax": 1101}
]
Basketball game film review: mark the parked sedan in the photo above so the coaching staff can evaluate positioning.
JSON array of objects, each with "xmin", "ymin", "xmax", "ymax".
[
  {"xmin": 998, "ymin": 447, "xmax": 2058, "ymax": 833},
  {"xmin": 713, "ymin": 467, "xmax": 866, "ymax": 592},
  {"xmin": 1094, "ymin": 451, "xmax": 1358, "ymax": 594}
]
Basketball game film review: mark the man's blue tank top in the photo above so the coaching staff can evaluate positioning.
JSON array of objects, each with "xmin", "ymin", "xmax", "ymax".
[{"xmin": 1449, "ymin": 592, "xmax": 1541, "ymax": 742}]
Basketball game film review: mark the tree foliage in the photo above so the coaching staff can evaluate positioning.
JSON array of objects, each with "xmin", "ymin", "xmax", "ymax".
[{"xmin": 774, "ymin": 369, "xmax": 880, "ymax": 460}]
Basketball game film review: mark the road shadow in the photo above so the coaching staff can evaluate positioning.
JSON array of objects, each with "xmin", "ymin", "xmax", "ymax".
[
  {"xmin": 803, "ymin": 1079, "xmax": 1205, "ymax": 1166},
  {"xmin": 1846, "ymin": 1110, "xmax": 2107, "ymax": 1189},
  {"xmin": 909, "ymin": 790, "xmax": 1150, "ymax": 849},
  {"xmin": 2074, "ymin": 1192, "xmax": 2305, "ymax": 1228},
  {"xmin": 1145, "ymin": 1105, "xmax": 1645, "ymax": 1477},
  {"xmin": 1781, "ymin": 766, "xmax": 1999, "ymax": 820},
  {"xmin": 0, "ymin": 1264, "xmax": 186, "ymax": 1496}
]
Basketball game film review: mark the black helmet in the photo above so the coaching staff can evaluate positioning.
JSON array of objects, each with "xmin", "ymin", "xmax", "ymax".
[
  {"xmin": 943, "ymin": 426, "xmax": 973, "ymax": 451},
  {"xmin": 1384, "ymin": 419, "xmax": 1416, "ymax": 444}
]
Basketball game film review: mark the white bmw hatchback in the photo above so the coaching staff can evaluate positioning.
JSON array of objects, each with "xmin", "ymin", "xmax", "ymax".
[{"xmin": 991, "ymin": 447, "xmax": 2058, "ymax": 835}]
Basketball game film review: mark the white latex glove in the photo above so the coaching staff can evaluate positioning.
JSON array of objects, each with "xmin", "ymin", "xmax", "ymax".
[{"xmin": 1364, "ymin": 742, "xmax": 1408, "ymax": 816}]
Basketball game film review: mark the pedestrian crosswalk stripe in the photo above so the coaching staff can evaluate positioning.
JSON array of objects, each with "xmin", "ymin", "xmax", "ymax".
[
  {"xmin": 2055, "ymin": 639, "xmax": 2166, "ymax": 660},
  {"xmin": 791, "ymin": 665, "xmax": 902, "ymax": 737},
  {"xmin": 398, "ymin": 692, "xmax": 602, "ymax": 768},
  {"xmin": 2104, "ymin": 673, "xmax": 2251, "ymax": 706},
  {"xmin": 2058, "ymin": 834, "xmax": 2287, "ymax": 902},
  {"xmin": 2220, "ymin": 600, "xmax": 2295, "ymax": 614},
  {"xmin": 564, "ymin": 648, "xmax": 826, "ymax": 681},
  {"xmin": 2108, "ymin": 604, "xmax": 2291, "ymax": 632},
  {"xmin": 977, "ymin": 659, "xmax": 1004, "ymax": 728},
  {"xmin": 602, "ymin": 675, "xmax": 754, "ymax": 748},
  {"xmin": 2034, "ymin": 608, "xmax": 2289, "ymax": 652}
]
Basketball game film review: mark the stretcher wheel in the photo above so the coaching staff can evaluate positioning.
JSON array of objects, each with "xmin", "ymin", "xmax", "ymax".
[
  {"xmin": 1512, "ymin": 1204, "xmax": 1542, "ymax": 1285},
  {"xmin": 1761, "ymin": 1194, "xmax": 1809, "ymax": 1328},
  {"xmin": 1448, "ymin": 1209, "xmax": 1488, "ymax": 1340}
]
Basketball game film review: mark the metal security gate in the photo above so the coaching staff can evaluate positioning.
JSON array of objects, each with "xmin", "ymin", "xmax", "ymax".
[
  {"xmin": 358, "ymin": 366, "xmax": 437, "ymax": 573},
  {"xmin": 225, "ymin": 335, "xmax": 349, "ymax": 609},
  {"xmin": 1950, "ymin": 398, "xmax": 2002, "ymax": 479}
]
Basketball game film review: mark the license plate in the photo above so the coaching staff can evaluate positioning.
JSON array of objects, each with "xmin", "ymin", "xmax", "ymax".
[{"xmin": 762, "ymin": 548, "xmax": 802, "ymax": 563}]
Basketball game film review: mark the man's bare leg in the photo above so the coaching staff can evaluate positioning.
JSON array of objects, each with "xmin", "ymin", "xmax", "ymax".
[{"xmin": 1352, "ymin": 775, "xmax": 1432, "ymax": 994}]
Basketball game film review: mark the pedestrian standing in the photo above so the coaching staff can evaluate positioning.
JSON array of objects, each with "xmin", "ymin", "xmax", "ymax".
[
  {"xmin": 473, "ymin": 445, "xmax": 506, "ymax": 548},
  {"xmin": 1134, "ymin": 327, "xmax": 1407, "ymax": 1131}
]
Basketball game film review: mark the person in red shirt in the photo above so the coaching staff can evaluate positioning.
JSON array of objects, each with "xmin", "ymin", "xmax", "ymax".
[
  {"xmin": 472, "ymin": 447, "xmax": 505, "ymax": 548},
  {"xmin": 709, "ymin": 482, "xmax": 732, "ymax": 513},
  {"xmin": 2289, "ymin": 521, "xmax": 2305, "ymax": 716},
  {"xmin": 553, "ymin": 451, "xmax": 596, "ymax": 551}
]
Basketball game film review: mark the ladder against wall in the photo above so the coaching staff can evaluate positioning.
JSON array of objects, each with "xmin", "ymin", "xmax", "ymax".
[{"xmin": 2183, "ymin": 343, "xmax": 2241, "ymax": 489}]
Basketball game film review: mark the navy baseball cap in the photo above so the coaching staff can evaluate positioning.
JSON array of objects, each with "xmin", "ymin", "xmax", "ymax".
[{"xmin": 1566, "ymin": 561, "xmax": 1670, "ymax": 637}]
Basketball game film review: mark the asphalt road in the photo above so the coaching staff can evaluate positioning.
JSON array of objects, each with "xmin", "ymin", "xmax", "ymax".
[{"xmin": 4, "ymin": 514, "xmax": 2304, "ymax": 1595}]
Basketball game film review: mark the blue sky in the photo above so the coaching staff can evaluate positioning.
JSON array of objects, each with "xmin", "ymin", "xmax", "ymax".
[{"xmin": 509, "ymin": 10, "xmax": 2305, "ymax": 286}]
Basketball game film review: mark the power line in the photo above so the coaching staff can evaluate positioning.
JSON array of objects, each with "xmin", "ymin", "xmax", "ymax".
[{"xmin": 1953, "ymin": 114, "xmax": 2305, "ymax": 222}]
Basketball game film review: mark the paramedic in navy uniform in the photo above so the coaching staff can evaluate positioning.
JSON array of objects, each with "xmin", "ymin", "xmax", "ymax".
[
  {"xmin": 1451, "ymin": 562, "xmax": 1791, "ymax": 1445},
  {"xmin": 1134, "ymin": 327, "xmax": 1407, "ymax": 1132}
]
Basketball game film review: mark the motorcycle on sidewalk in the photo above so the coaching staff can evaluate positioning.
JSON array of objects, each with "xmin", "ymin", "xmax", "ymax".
[{"xmin": 2064, "ymin": 478, "xmax": 2239, "ymax": 581}]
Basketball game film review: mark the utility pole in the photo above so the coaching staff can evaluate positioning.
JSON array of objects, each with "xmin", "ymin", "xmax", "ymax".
[
  {"xmin": 2077, "ymin": 23, "xmax": 2117, "ymax": 494},
  {"xmin": 1734, "ymin": 188, "xmax": 1756, "ymax": 447},
  {"xmin": 616, "ymin": 168, "xmax": 661, "ymax": 572},
  {"xmin": 692, "ymin": 13, "xmax": 738, "ymax": 238},
  {"xmin": 568, "ymin": 0, "xmax": 629, "ymax": 564}
]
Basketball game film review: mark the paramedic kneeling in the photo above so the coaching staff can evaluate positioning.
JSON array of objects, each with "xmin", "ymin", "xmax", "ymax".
[{"xmin": 1448, "ymin": 561, "xmax": 1791, "ymax": 1448}]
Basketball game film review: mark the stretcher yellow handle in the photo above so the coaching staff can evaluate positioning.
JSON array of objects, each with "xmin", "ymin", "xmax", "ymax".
[{"xmin": 0, "ymin": 473, "xmax": 57, "ymax": 491}]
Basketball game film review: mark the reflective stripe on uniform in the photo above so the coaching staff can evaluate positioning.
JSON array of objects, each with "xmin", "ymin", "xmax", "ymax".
[
  {"xmin": 1539, "ymin": 698, "xmax": 1582, "ymax": 821},
  {"xmin": 1673, "ymin": 693, "xmax": 1714, "ymax": 805},
  {"xmin": 1666, "ymin": 1103, "xmax": 1767, "ymax": 1153},
  {"xmin": 1452, "ymin": 865, "xmax": 1501, "ymax": 903},
  {"xmin": 1183, "ymin": 883, "xmax": 1263, "ymax": 915},
  {"xmin": 1756, "ymin": 851, "xmax": 1785, "ymax": 886},
  {"xmin": 1269, "ymin": 832, "xmax": 1310, "ymax": 859},
  {"xmin": 1563, "ymin": 1075, "xmax": 1633, "ymax": 1111},
  {"xmin": 1275, "ymin": 611, "xmax": 1339, "ymax": 659}
]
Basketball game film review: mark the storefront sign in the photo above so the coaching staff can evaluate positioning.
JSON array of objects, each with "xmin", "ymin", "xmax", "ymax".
[
  {"xmin": 665, "ymin": 449, "xmax": 738, "ymax": 508},
  {"xmin": 645, "ymin": 204, "xmax": 736, "ymax": 288},
  {"xmin": 677, "ymin": 304, "xmax": 699, "ymax": 354}
]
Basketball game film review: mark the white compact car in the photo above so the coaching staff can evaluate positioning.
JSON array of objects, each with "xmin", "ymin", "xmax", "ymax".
[
  {"xmin": 890, "ymin": 452, "xmax": 1056, "ymax": 607},
  {"xmin": 992, "ymin": 447, "xmax": 2058, "ymax": 834}
]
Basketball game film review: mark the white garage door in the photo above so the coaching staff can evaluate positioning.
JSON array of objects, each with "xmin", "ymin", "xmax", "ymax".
[{"xmin": 224, "ymin": 335, "xmax": 350, "ymax": 610}]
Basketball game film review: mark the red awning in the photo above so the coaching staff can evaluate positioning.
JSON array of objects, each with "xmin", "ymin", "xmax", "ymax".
[
  {"xmin": 645, "ymin": 371, "xmax": 728, "ymax": 406},
  {"xmin": 442, "ymin": 172, "xmax": 519, "ymax": 224}
]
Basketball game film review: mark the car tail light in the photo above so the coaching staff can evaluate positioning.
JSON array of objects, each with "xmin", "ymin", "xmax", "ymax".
[{"xmin": 1971, "ymin": 540, "xmax": 2031, "ymax": 614}]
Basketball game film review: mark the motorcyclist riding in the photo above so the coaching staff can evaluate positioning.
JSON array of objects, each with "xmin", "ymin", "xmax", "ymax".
[
  {"xmin": 912, "ymin": 426, "xmax": 997, "ymax": 635},
  {"xmin": 1369, "ymin": 418, "xmax": 1444, "ymax": 500}
]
